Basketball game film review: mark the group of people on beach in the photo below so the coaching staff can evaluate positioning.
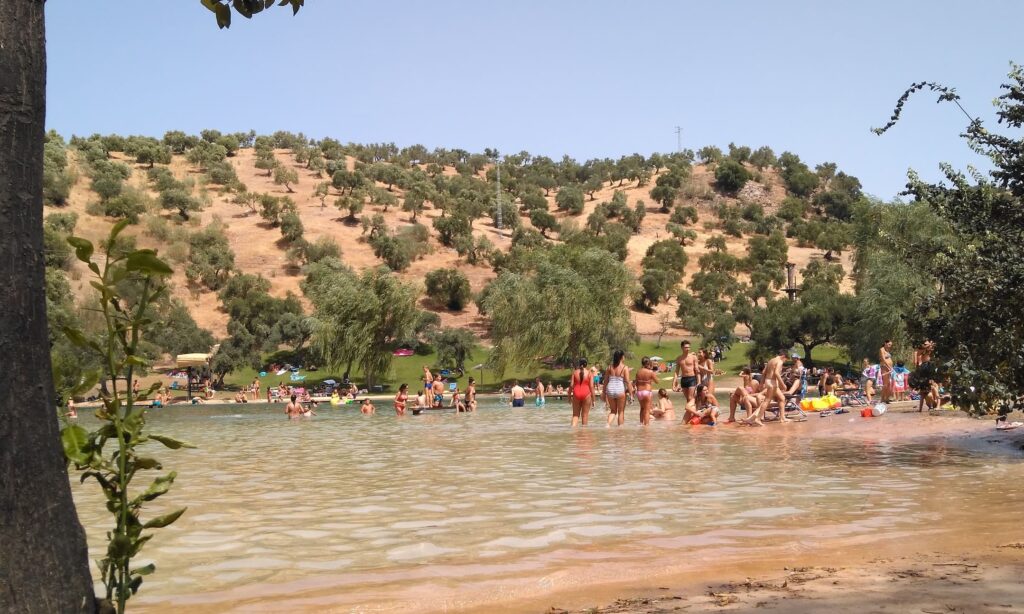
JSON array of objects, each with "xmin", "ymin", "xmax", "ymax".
[
  {"xmin": 387, "ymin": 367, "xmax": 480, "ymax": 416},
  {"xmin": 565, "ymin": 341, "xmax": 729, "ymax": 428}
]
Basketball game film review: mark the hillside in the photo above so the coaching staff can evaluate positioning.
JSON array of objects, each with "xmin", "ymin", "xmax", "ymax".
[{"xmin": 46, "ymin": 138, "xmax": 851, "ymax": 348}]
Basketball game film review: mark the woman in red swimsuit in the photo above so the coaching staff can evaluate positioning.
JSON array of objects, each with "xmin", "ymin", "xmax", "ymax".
[
  {"xmin": 394, "ymin": 383, "xmax": 409, "ymax": 416},
  {"xmin": 570, "ymin": 358, "xmax": 594, "ymax": 427}
]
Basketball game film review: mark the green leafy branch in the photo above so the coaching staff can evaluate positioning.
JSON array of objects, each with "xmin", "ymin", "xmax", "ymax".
[
  {"xmin": 201, "ymin": 0, "xmax": 304, "ymax": 29},
  {"xmin": 59, "ymin": 220, "xmax": 194, "ymax": 613}
]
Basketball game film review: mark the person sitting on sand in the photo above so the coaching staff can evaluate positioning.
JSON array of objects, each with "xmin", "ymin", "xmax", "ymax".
[
  {"xmin": 652, "ymin": 388, "xmax": 675, "ymax": 421},
  {"xmin": 234, "ymin": 390, "xmax": 248, "ymax": 404},
  {"xmin": 66, "ymin": 397, "xmax": 77, "ymax": 419},
  {"xmin": 361, "ymin": 398, "xmax": 376, "ymax": 415}
]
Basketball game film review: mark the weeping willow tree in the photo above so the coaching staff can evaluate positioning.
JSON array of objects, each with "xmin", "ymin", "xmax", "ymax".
[
  {"xmin": 304, "ymin": 259, "xmax": 421, "ymax": 386},
  {"xmin": 481, "ymin": 246, "xmax": 637, "ymax": 376},
  {"xmin": 873, "ymin": 64, "xmax": 1024, "ymax": 415},
  {"xmin": 840, "ymin": 199, "xmax": 952, "ymax": 362}
]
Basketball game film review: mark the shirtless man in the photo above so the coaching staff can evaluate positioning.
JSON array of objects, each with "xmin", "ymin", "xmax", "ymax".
[
  {"xmin": 422, "ymin": 365, "xmax": 433, "ymax": 396},
  {"xmin": 466, "ymin": 377, "xmax": 478, "ymax": 412},
  {"xmin": 749, "ymin": 349, "xmax": 789, "ymax": 425},
  {"xmin": 674, "ymin": 341, "xmax": 700, "ymax": 403},
  {"xmin": 431, "ymin": 374, "xmax": 446, "ymax": 408},
  {"xmin": 285, "ymin": 395, "xmax": 304, "ymax": 419},
  {"xmin": 534, "ymin": 378, "xmax": 546, "ymax": 407},
  {"xmin": 510, "ymin": 380, "xmax": 526, "ymax": 408},
  {"xmin": 879, "ymin": 339, "xmax": 894, "ymax": 402}
]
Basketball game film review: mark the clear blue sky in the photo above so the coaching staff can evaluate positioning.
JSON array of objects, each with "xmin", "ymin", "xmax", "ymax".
[{"xmin": 45, "ymin": 1, "xmax": 1022, "ymax": 200}]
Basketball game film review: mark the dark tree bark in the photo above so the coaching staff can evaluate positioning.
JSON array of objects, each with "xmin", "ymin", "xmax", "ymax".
[{"xmin": 0, "ymin": 2, "xmax": 96, "ymax": 612}]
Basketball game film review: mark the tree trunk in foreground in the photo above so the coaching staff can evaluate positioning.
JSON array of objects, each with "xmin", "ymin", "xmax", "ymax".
[{"xmin": 0, "ymin": 2, "xmax": 96, "ymax": 611}]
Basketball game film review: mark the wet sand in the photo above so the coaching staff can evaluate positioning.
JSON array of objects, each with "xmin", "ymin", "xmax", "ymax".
[{"xmin": 551, "ymin": 547, "xmax": 1024, "ymax": 613}]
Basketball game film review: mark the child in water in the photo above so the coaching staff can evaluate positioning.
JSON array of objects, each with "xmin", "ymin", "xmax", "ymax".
[{"xmin": 652, "ymin": 388, "xmax": 675, "ymax": 421}]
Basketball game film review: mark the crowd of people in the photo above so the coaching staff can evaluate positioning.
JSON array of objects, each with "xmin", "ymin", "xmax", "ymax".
[{"xmin": 65, "ymin": 339, "xmax": 949, "ymax": 425}]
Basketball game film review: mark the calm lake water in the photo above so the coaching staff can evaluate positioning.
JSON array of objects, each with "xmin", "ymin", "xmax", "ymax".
[{"xmin": 69, "ymin": 400, "xmax": 1023, "ymax": 612}]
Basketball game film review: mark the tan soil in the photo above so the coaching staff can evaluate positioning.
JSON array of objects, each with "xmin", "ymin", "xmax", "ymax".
[{"xmin": 49, "ymin": 151, "xmax": 852, "ymax": 342}]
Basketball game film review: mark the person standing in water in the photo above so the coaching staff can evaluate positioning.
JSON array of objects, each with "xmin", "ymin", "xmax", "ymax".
[
  {"xmin": 285, "ymin": 395, "xmax": 304, "ymax": 419},
  {"xmin": 749, "ymin": 349, "xmax": 789, "ymax": 425},
  {"xmin": 431, "ymin": 374, "xmax": 445, "ymax": 408},
  {"xmin": 879, "ymin": 339, "xmax": 894, "ymax": 402},
  {"xmin": 466, "ymin": 377, "xmax": 477, "ymax": 412},
  {"xmin": 534, "ymin": 377, "xmax": 546, "ymax": 407},
  {"xmin": 635, "ymin": 356, "xmax": 657, "ymax": 425},
  {"xmin": 570, "ymin": 358, "xmax": 594, "ymax": 426},
  {"xmin": 394, "ymin": 383, "xmax": 409, "ymax": 416},
  {"xmin": 674, "ymin": 341, "xmax": 700, "ymax": 403},
  {"xmin": 603, "ymin": 349, "xmax": 633, "ymax": 427},
  {"xmin": 510, "ymin": 380, "xmax": 526, "ymax": 407},
  {"xmin": 422, "ymin": 365, "xmax": 433, "ymax": 390},
  {"xmin": 361, "ymin": 398, "xmax": 376, "ymax": 415}
]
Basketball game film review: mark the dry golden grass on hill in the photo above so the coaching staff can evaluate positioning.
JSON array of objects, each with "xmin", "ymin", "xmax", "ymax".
[{"xmin": 48, "ymin": 148, "xmax": 851, "ymax": 341}]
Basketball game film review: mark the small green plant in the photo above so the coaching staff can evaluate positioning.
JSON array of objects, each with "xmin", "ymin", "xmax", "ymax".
[{"xmin": 59, "ymin": 220, "xmax": 192, "ymax": 613}]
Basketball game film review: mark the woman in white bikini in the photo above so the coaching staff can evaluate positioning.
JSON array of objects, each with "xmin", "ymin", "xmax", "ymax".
[
  {"xmin": 603, "ymin": 349, "xmax": 633, "ymax": 427},
  {"xmin": 635, "ymin": 356, "xmax": 657, "ymax": 426}
]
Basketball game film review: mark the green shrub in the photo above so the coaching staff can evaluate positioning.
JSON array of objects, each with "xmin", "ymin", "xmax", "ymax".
[
  {"xmin": 424, "ymin": 268, "xmax": 472, "ymax": 311},
  {"xmin": 714, "ymin": 159, "xmax": 751, "ymax": 194}
]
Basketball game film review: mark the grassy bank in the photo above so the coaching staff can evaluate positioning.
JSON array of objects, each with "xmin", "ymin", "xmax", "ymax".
[{"xmin": 212, "ymin": 339, "xmax": 849, "ymax": 394}]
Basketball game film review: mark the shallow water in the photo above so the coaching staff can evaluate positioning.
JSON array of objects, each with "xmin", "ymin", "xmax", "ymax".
[{"xmin": 69, "ymin": 400, "xmax": 1023, "ymax": 612}]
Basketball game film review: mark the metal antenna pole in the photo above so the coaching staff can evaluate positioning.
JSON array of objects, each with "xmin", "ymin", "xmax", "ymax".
[
  {"xmin": 675, "ymin": 126, "xmax": 682, "ymax": 153},
  {"xmin": 495, "ymin": 155, "xmax": 503, "ymax": 234}
]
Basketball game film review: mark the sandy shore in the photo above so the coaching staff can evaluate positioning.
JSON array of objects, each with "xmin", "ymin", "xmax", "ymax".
[{"xmin": 550, "ymin": 547, "xmax": 1024, "ymax": 613}]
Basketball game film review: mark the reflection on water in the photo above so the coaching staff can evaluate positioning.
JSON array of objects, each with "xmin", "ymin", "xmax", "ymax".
[{"xmin": 69, "ymin": 401, "xmax": 1022, "ymax": 611}]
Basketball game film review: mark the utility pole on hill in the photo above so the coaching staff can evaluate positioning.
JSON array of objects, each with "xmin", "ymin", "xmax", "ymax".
[
  {"xmin": 675, "ymin": 126, "xmax": 682, "ymax": 153},
  {"xmin": 494, "ymin": 153, "xmax": 503, "ymax": 236}
]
